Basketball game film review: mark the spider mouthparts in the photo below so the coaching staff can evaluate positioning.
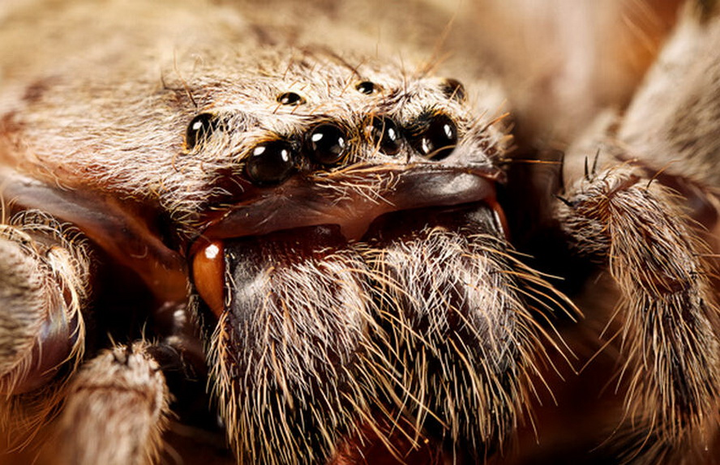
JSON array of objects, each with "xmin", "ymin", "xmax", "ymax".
[
  {"xmin": 192, "ymin": 224, "xmax": 348, "ymax": 320},
  {"xmin": 191, "ymin": 199, "xmax": 505, "ymax": 322},
  {"xmin": 190, "ymin": 165, "xmax": 506, "ymax": 320},
  {"xmin": 191, "ymin": 196, "xmax": 512, "ymax": 462},
  {"xmin": 187, "ymin": 162, "xmax": 518, "ymax": 462},
  {"xmin": 197, "ymin": 164, "xmax": 502, "ymax": 241}
]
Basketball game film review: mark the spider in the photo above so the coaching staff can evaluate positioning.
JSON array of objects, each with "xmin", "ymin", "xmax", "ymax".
[{"xmin": 0, "ymin": 0, "xmax": 719, "ymax": 464}]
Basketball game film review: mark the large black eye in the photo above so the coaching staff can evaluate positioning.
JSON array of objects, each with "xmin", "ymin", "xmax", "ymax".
[
  {"xmin": 408, "ymin": 114, "xmax": 458, "ymax": 161},
  {"xmin": 277, "ymin": 92, "xmax": 306, "ymax": 106},
  {"xmin": 307, "ymin": 124, "xmax": 348, "ymax": 165},
  {"xmin": 186, "ymin": 113, "xmax": 217, "ymax": 150},
  {"xmin": 245, "ymin": 140, "xmax": 297, "ymax": 186},
  {"xmin": 356, "ymin": 81, "xmax": 380, "ymax": 95},
  {"xmin": 367, "ymin": 117, "xmax": 401, "ymax": 155}
]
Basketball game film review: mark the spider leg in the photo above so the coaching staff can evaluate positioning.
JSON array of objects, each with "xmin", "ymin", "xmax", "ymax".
[
  {"xmin": 551, "ymin": 3, "xmax": 720, "ymax": 462},
  {"xmin": 0, "ymin": 208, "xmax": 187, "ymax": 463},
  {"xmin": 53, "ymin": 341, "xmax": 171, "ymax": 465},
  {"xmin": 556, "ymin": 166, "xmax": 720, "ymax": 463},
  {"xmin": 0, "ymin": 211, "xmax": 90, "ymax": 433}
]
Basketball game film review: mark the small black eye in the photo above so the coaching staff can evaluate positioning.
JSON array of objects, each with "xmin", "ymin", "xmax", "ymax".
[
  {"xmin": 408, "ymin": 114, "xmax": 458, "ymax": 161},
  {"xmin": 356, "ymin": 81, "xmax": 380, "ymax": 95},
  {"xmin": 245, "ymin": 140, "xmax": 297, "ymax": 186},
  {"xmin": 440, "ymin": 78, "xmax": 466, "ymax": 102},
  {"xmin": 307, "ymin": 124, "xmax": 348, "ymax": 165},
  {"xmin": 277, "ymin": 92, "xmax": 306, "ymax": 106},
  {"xmin": 186, "ymin": 113, "xmax": 217, "ymax": 150},
  {"xmin": 367, "ymin": 117, "xmax": 401, "ymax": 155}
]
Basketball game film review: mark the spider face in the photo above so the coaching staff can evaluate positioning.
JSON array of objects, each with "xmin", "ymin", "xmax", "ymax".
[
  {"xmin": 1, "ymin": 1, "xmax": 720, "ymax": 464},
  {"xmin": 0, "ymin": 7, "xmax": 549, "ymax": 462},
  {"xmin": 175, "ymin": 52, "xmax": 525, "ymax": 464}
]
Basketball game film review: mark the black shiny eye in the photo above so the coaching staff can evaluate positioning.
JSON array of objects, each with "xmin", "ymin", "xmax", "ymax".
[
  {"xmin": 367, "ymin": 117, "xmax": 401, "ymax": 155},
  {"xmin": 356, "ymin": 81, "xmax": 380, "ymax": 95},
  {"xmin": 186, "ymin": 113, "xmax": 217, "ymax": 150},
  {"xmin": 245, "ymin": 140, "xmax": 297, "ymax": 186},
  {"xmin": 408, "ymin": 114, "xmax": 458, "ymax": 161},
  {"xmin": 307, "ymin": 124, "xmax": 348, "ymax": 165},
  {"xmin": 277, "ymin": 92, "xmax": 306, "ymax": 106},
  {"xmin": 440, "ymin": 78, "xmax": 466, "ymax": 102}
]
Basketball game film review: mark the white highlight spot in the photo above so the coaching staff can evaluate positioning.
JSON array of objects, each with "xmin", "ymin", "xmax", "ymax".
[{"xmin": 205, "ymin": 243, "xmax": 220, "ymax": 260}]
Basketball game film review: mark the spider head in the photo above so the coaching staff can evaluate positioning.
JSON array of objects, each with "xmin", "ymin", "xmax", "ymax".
[{"xmin": 182, "ymin": 51, "xmax": 534, "ymax": 464}]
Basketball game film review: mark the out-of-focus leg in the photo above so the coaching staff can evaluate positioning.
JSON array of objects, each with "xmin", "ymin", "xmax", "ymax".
[
  {"xmin": 0, "ymin": 211, "xmax": 90, "ymax": 438},
  {"xmin": 54, "ymin": 341, "xmax": 171, "ymax": 465},
  {"xmin": 557, "ymin": 166, "xmax": 720, "ymax": 463}
]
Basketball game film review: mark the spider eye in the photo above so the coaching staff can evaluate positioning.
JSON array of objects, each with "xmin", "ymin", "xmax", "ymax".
[
  {"xmin": 408, "ymin": 114, "xmax": 458, "ymax": 161},
  {"xmin": 440, "ymin": 78, "xmax": 466, "ymax": 102},
  {"xmin": 307, "ymin": 124, "xmax": 348, "ymax": 165},
  {"xmin": 277, "ymin": 92, "xmax": 306, "ymax": 106},
  {"xmin": 356, "ymin": 80, "xmax": 380, "ymax": 95},
  {"xmin": 186, "ymin": 113, "xmax": 218, "ymax": 150},
  {"xmin": 245, "ymin": 140, "xmax": 297, "ymax": 186},
  {"xmin": 367, "ymin": 117, "xmax": 402, "ymax": 155}
]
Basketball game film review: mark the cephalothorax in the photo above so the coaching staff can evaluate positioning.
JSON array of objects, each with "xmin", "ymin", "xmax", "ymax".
[{"xmin": 1, "ymin": 0, "xmax": 720, "ymax": 464}]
